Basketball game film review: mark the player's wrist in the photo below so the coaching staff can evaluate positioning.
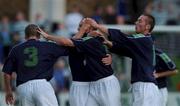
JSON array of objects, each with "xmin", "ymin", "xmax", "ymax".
[
  {"xmin": 45, "ymin": 34, "xmax": 51, "ymax": 40},
  {"xmin": 155, "ymin": 73, "xmax": 160, "ymax": 78},
  {"xmin": 5, "ymin": 89, "xmax": 12, "ymax": 94},
  {"xmin": 94, "ymin": 24, "xmax": 100, "ymax": 29}
]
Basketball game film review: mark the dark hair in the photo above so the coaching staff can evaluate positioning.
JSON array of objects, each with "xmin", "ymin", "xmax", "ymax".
[
  {"xmin": 25, "ymin": 24, "xmax": 40, "ymax": 39},
  {"xmin": 143, "ymin": 14, "xmax": 155, "ymax": 32}
]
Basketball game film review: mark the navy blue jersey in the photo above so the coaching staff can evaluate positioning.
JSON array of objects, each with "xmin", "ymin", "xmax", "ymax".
[
  {"xmin": 155, "ymin": 48, "xmax": 176, "ymax": 88},
  {"xmin": 72, "ymin": 36, "xmax": 113, "ymax": 81},
  {"xmin": 108, "ymin": 29, "xmax": 156, "ymax": 84},
  {"xmin": 68, "ymin": 47, "xmax": 91, "ymax": 81},
  {"xmin": 2, "ymin": 39, "xmax": 68, "ymax": 86}
]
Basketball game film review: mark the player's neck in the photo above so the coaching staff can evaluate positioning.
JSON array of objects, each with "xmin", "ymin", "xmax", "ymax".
[
  {"xmin": 143, "ymin": 31, "xmax": 151, "ymax": 36},
  {"xmin": 27, "ymin": 36, "xmax": 39, "ymax": 40}
]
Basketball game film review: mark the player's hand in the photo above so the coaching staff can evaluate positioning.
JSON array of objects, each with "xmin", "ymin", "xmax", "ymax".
[
  {"xmin": 102, "ymin": 54, "xmax": 112, "ymax": 65},
  {"xmin": 5, "ymin": 91, "xmax": 15, "ymax": 105},
  {"xmin": 80, "ymin": 23, "xmax": 91, "ymax": 33},
  {"xmin": 84, "ymin": 18, "xmax": 99, "ymax": 28},
  {"xmin": 37, "ymin": 27, "xmax": 49, "ymax": 39},
  {"xmin": 100, "ymin": 36, "xmax": 109, "ymax": 44},
  {"xmin": 153, "ymin": 71, "xmax": 159, "ymax": 78},
  {"xmin": 89, "ymin": 31, "xmax": 103, "ymax": 37}
]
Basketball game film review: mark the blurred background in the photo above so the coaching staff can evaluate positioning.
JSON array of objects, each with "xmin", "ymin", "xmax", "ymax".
[{"xmin": 0, "ymin": 0, "xmax": 179, "ymax": 106}]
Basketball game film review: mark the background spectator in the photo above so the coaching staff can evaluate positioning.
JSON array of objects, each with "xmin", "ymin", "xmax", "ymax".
[
  {"xmin": 91, "ymin": 5, "xmax": 104, "ymax": 24},
  {"xmin": 103, "ymin": 5, "xmax": 117, "ymax": 24},
  {"xmin": 13, "ymin": 11, "xmax": 29, "ymax": 41},
  {"xmin": 65, "ymin": 4, "xmax": 83, "ymax": 36}
]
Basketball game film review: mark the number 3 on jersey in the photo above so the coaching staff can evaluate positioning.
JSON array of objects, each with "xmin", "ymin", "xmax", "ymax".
[{"xmin": 24, "ymin": 47, "xmax": 38, "ymax": 67}]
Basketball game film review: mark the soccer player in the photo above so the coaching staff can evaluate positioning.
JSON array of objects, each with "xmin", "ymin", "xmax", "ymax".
[
  {"xmin": 85, "ymin": 14, "xmax": 160, "ymax": 106},
  {"xmin": 38, "ymin": 21, "xmax": 121, "ymax": 106},
  {"xmin": 154, "ymin": 48, "xmax": 178, "ymax": 106},
  {"xmin": 2, "ymin": 24, "xmax": 69, "ymax": 106}
]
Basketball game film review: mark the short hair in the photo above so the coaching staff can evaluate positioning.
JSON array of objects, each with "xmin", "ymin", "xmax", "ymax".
[
  {"xmin": 25, "ymin": 24, "xmax": 40, "ymax": 39},
  {"xmin": 143, "ymin": 14, "xmax": 155, "ymax": 32}
]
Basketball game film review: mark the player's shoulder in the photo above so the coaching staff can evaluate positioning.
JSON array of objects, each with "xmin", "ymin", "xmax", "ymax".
[
  {"xmin": 38, "ymin": 40, "xmax": 59, "ymax": 46},
  {"xmin": 108, "ymin": 28, "xmax": 121, "ymax": 32},
  {"xmin": 157, "ymin": 50, "xmax": 171, "ymax": 63},
  {"xmin": 40, "ymin": 40, "xmax": 54, "ymax": 44},
  {"xmin": 108, "ymin": 28, "xmax": 124, "ymax": 35},
  {"xmin": 81, "ymin": 36, "xmax": 103, "ymax": 44},
  {"xmin": 155, "ymin": 48, "xmax": 163, "ymax": 54},
  {"xmin": 129, "ymin": 34, "xmax": 152, "ymax": 39},
  {"xmin": 11, "ymin": 41, "xmax": 25, "ymax": 50},
  {"xmin": 82, "ymin": 36, "xmax": 93, "ymax": 41}
]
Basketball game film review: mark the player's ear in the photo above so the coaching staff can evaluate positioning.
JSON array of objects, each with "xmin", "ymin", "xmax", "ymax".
[{"xmin": 146, "ymin": 24, "xmax": 151, "ymax": 31}]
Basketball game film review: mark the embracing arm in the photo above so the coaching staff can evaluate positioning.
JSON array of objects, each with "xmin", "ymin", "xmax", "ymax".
[
  {"xmin": 72, "ymin": 23, "xmax": 90, "ymax": 39},
  {"xmin": 37, "ymin": 28, "xmax": 74, "ymax": 46},
  {"xmin": 47, "ymin": 36, "xmax": 74, "ymax": 47},
  {"xmin": 38, "ymin": 24, "xmax": 88, "ymax": 46}
]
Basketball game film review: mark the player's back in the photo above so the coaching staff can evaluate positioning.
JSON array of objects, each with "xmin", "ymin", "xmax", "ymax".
[
  {"xmin": 72, "ymin": 36, "xmax": 113, "ymax": 81},
  {"xmin": 6, "ymin": 39, "xmax": 68, "ymax": 86}
]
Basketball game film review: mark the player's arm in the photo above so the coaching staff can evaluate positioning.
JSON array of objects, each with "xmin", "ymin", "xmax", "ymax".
[
  {"xmin": 86, "ymin": 18, "xmax": 108, "ymax": 36},
  {"xmin": 72, "ymin": 22, "xmax": 90, "ymax": 39},
  {"xmin": 100, "ymin": 34, "xmax": 132, "ymax": 57},
  {"xmin": 154, "ymin": 53, "xmax": 178, "ymax": 78},
  {"xmin": 38, "ymin": 28, "xmax": 74, "ymax": 46},
  {"xmin": 100, "ymin": 36, "xmax": 113, "ymax": 48},
  {"xmin": 38, "ymin": 25, "xmax": 88, "ymax": 46},
  {"xmin": 154, "ymin": 69, "xmax": 178, "ymax": 78},
  {"xmin": 4, "ymin": 73, "xmax": 15, "ymax": 105},
  {"xmin": 2, "ymin": 49, "xmax": 16, "ymax": 105}
]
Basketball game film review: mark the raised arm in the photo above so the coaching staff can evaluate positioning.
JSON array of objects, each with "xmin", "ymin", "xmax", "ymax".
[
  {"xmin": 72, "ymin": 21, "xmax": 90, "ymax": 39},
  {"xmin": 37, "ymin": 28, "xmax": 74, "ymax": 46},
  {"xmin": 37, "ymin": 23, "xmax": 89, "ymax": 46},
  {"xmin": 86, "ymin": 18, "xmax": 109, "ymax": 36}
]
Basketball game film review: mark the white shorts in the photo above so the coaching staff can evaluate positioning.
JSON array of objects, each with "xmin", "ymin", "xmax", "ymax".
[
  {"xmin": 16, "ymin": 79, "xmax": 58, "ymax": 106},
  {"xmin": 159, "ymin": 87, "xmax": 168, "ymax": 106},
  {"xmin": 132, "ymin": 82, "xmax": 160, "ymax": 106},
  {"xmin": 69, "ymin": 75, "xmax": 121, "ymax": 106}
]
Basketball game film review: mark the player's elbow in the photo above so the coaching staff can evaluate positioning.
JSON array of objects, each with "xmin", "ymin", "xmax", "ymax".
[
  {"xmin": 60, "ymin": 39, "xmax": 74, "ymax": 47},
  {"xmin": 171, "ymin": 69, "xmax": 179, "ymax": 75},
  {"xmin": 3, "ymin": 73, "xmax": 12, "ymax": 79},
  {"xmin": 174, "ymin": 69, "xmax": 179, "ymax": 74}
]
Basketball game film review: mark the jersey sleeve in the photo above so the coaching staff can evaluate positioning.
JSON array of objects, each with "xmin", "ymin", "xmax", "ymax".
[
  {"xmin": 159, "ymin": 53, "xmax": 176, "ymax": 70},
  {"xmin": 108, "ymin": 29, "xmax": 137, "ymax": 57},
  {"xmin": 50, "ymin": 42, "xmax": 69, "ymax": 58},
  {"xmin": 107, "ymin": 29, "xmax": 154, "ymax": 58},
  {"xmin": 2, "ymin": 48, "xmax": 17, "ymax": 75},
  {"xmin": 109, "ymin": 41, "xmax": 132, "ymax": 57},
  {"xmin": 108, "ymin": 29, "xmax": 130, "ymax": 44},
  {"xmin": 107, "ymin": 29, "xmax": 135, "ymax": 54}
]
